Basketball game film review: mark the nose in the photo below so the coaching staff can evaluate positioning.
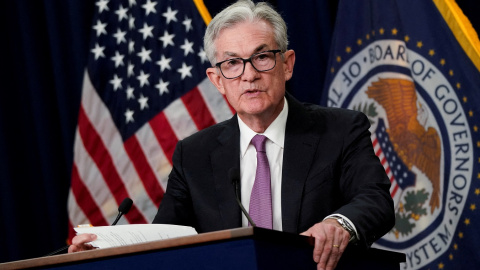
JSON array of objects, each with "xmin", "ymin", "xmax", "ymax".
[{"xmin": 241, "ymin": 61, "xmax": 259, "ymax": 81}]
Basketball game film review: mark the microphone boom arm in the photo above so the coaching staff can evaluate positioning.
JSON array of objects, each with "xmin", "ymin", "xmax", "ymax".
[
  {"xmin": 234, "ymin": 181, "xmax": 256, "ymax": 227},
  {"xmin": 230, "ymin": 168, "xmax": 256, "ymax": 227}
]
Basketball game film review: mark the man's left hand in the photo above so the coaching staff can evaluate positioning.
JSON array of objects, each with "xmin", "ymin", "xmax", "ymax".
[{"xmin": 300, "ymin": 219, "xmax": 350, "ymax": 270}]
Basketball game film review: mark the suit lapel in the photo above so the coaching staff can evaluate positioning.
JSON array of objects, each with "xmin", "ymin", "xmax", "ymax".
[
  {"xmin": 210, "ymin": 117, "xmax": 242, "ymax": 229},
  {"xmin": 281, "ymin": 94, "xmax": 320, "ymax": 233}
]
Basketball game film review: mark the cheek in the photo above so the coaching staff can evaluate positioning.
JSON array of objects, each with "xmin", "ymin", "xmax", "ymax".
[
  {"xmin": 268, "ymin": 77, "xmax": 286, "ymax": 94},
  {"xmin": 222, "ymin": 84, "xmax": 240, "ymax": 104}
]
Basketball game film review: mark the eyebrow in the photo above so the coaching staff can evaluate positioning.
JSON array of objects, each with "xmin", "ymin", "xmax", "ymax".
[{"xmin": 222, "ymin": 44, "xmax": 269, "ymax": 58}]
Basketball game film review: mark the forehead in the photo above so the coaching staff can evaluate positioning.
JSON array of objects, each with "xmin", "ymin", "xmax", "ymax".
[{"xmin": 214, "ymin": 20, "xmax": 275, "ymax": 57}]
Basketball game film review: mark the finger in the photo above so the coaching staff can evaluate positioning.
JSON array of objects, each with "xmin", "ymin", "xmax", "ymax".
[
  {"xmin": 68, "ymin": 242, "xmax": 91, "ymax": 253},
  {"xmin": 301, "ymin": 228, "xmax": 324, "ymax": 264},
  {"xmin": 69, "ymin": 234, "xmax": 97, "ymax": 253},
  {"xmin": 72, "ymin": 233, "xmax": 97, "ymax": 245},
  {"xmin": 328, "ymin": 228, "xmax": 351, "ymax": 270},
  {"xmin": 317, "ymin": 225, "xmax": 335, "ymax": 269},
  {"xmin": 68, "ymin": 244, "xmax": 76, "ymax": 253},
  {"xmin": 324, "ymin": 227, "xmax": 344, "ymax": 270},
  {"xmin": 69, "ymin": 242, "xmax": 96, "ymax": 253},
  {"xmin": 300, "ymin": 229, "xmax": 311, "ymax": 237},
  {"xmin": 300, "ymin": 228, "xmax": 321, "ymax": 262},
  {"xmin": 313, "ymin": 232, "xmax": 327, "ymax": 264}
]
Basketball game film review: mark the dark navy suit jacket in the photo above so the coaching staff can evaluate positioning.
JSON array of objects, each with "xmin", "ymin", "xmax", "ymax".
[{"xmin": 153, "ymin": 93, "xmax": 394, "ymax": 248}]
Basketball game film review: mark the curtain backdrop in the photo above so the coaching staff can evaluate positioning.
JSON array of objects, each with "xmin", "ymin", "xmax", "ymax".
[{"xmin": 0, "ymin": 0, "xmax": 477, "ymax": 264}]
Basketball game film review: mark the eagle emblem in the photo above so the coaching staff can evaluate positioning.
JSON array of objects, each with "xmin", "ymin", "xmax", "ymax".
[{"xmin": 366, "ymin": 78, "xmax": 442, "ymax": 214}]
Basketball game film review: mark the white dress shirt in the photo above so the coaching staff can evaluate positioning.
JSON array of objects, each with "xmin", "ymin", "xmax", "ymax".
[{"xmin": 238, "ymin": 98, "xmax": 288, "ymax": 231}]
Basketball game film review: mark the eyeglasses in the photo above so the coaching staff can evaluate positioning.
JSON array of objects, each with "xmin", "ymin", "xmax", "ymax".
[{"xmin": 215, "ymin": 50, "xmax": 282, "ymax": 79}]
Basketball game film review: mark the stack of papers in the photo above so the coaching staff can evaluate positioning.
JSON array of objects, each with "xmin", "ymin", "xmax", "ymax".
[{"xmin": 74, "ymin": 224, "xmax": 197, "ymax": 249}]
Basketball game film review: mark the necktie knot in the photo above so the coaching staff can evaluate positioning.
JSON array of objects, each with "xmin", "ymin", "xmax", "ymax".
[{"xmin": 251, "ymin": 134, "xmax": 267, "ymax": 153}]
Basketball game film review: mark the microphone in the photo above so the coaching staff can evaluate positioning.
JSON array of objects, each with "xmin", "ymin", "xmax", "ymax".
[
  {"xmin": 111, "ymin": 197, "xmax": 133, "ymax": 225},
  {"xmin": 229, "ymin": 168, "xmax": 256, "ymax": 227},
  {"xmin": 45, "ymin": 197, "xmax": 133, "ymax": 256}
]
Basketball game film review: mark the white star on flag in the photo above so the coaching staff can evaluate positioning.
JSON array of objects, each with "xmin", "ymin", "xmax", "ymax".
[
  {"xmin": 177, "ymin": 62, "xmax": 193, "ymax": 79},
  {"xmin": 96, "ymin": 0, "xmax": 110, "ymax": 13},
  {"xmin": 159, "ymin": 31, "xmax": 175, "ymax": 48},
  {"xmin": 91, "ymin": 43, "xmax": 105, "ymax": 59},
  {"xmin": 156, "ymin": 55, "xmax": 172, "ymax": 71},
  {"xmin": 138, "ymin": 94, "xmax": 149, "ymax": 110},
  {"xmin": 137, "ymin": 46, "xmax": 152, "ymax": 63},
  {"xmin": 92, "ymin": 20, "xmax": 108, "ymax": 36},
  {"xmin": 138, "ymin": 23, "xmax": 154, "ymax": 40},
  {"xmin": 109, "ymin": 74, "xmax": 123, "ymax": 90},
  {"xmin": 180, "ymin": 39, "xmax": 194, "ymax": 56},
  {"xmin": 142, "ymin": 0, "xmax": 157, "ymax": 15},
  {"xmin": 111, "ymin": 51, "xmax": 125, "ymax": 67},
  {"xmin": 113, "ymin": 29, "xmax": 127, "ymax": 44},
  {"xmin": 183, "ymin": 17, "xmax": 193, "ymax": 32},
  {"xmin": 124, "ymin": 108, "xmax": 134, "ymax": 123},
  {"xmin": 115, "ymin": 5, "xmax": 129, "ymax": 21},
  {"xmin": 155, "ymin": 79, "xmax": 170, "ymax": 95},
  {"xmin": 136, "ymin": 70, "xmax": 150, "ymax": 87},
  {"xmin": 162, "ymin": 6, "xmax": 178, "ymax": 24}
]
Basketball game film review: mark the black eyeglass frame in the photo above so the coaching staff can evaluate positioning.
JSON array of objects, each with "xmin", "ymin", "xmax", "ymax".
[{"xmin": 214, "ymin": 49, "xmax": 283, "ymax": 79}]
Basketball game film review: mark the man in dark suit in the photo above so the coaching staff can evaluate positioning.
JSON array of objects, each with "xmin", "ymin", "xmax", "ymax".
[
  {"xmin": 70, "ymin": 1, "xmax": 394, "ymax": 269},
  {"xmin": 153, "ymin": 0, "xmax": 394, "ymax": 269}
]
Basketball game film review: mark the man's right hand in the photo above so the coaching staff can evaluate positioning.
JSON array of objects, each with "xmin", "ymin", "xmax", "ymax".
[{"xmin": 68, "ymin": 233, "xmax": 98, "ymax": 253}]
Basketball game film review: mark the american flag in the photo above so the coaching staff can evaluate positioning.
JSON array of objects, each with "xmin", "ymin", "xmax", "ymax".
[
  {"xmin": 67, "ymin": 0, "xmax": 234, "ymax": 240},
  {"xmin": 371, "ymin": 118, "xmax": 415, "ymax": 205}
]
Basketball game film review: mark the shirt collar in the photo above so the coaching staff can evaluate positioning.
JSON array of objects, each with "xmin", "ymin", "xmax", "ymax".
[{"xmin": 238, "ymin": 97, "xmax": 288, "ymax": 158}]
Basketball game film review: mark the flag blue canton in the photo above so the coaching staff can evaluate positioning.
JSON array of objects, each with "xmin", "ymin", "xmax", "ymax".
[
  {"xmin": 88, "ymin": 0, "xmax": 211, "ymax": 140},
  {"xmin": 376, "ymin": 118, "xmax": 415, "ymax": 190}
]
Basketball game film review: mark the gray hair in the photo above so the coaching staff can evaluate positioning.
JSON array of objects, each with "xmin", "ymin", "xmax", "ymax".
[{"xmin": 203, "ymin": 0, "xmax": 288, "ymax": 66}]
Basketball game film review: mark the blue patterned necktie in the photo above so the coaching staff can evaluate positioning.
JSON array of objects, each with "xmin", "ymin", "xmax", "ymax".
[{"xmin": 249, "ymin": 134, "xmax": 273, "ymax": 229}]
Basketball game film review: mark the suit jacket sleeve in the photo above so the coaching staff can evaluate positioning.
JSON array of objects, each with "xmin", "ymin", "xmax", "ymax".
[
  {"xmin": 152, "ymin": 140, "xmax": 197, "ymax": 228},
  {"xmin": 281, "ymin": 96, "xmax": 394, "ymax": 248},
  {"xmin": 329, "ymin": 110, "xmax": 395, "ymax": 247}
]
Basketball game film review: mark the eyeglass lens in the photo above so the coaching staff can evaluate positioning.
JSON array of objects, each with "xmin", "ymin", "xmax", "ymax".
[{"xmin": 219, "ymin": 51, "xmax": 277, "ymax": 79}]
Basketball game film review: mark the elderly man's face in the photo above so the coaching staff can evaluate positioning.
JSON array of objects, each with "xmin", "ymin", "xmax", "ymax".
[{"xmin": 206, "ymin": 20, "xmax": 295, "ymax": 124}]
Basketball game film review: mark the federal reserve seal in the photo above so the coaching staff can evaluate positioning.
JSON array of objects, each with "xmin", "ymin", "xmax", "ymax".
[{"xmin": 326, "ymin": 38, "xmax": 474, "ymax": 269}]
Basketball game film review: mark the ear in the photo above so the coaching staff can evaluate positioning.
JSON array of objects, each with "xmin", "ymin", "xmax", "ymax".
[
  {"xmin": 206, "ymin": 67, "xmax": 226, "ymax": 95},
  {"xmin": 282, "ymin": 50, "xmax": 296, "ymax": 81}
]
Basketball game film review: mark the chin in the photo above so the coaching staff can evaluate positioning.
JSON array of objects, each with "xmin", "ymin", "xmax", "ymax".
[{"xmin": 246, "ymin": 106, "xmax": 273, "ymax": 116}]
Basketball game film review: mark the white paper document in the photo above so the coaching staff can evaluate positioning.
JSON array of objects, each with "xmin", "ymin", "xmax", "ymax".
[{"xmin": 74, "ymin": 224, "xmax": 197, "ymax": 249}]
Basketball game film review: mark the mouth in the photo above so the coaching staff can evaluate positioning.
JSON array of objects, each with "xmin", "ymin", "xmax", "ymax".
[{"xmin": 243, "ymin": 89, "xmax": 263, "ymax": 95}]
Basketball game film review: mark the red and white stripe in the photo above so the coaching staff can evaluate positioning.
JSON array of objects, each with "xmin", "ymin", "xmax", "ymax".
[
  {"xmin": 67, "ymin": 71, "xmax": 234, "ymax": 240},
  {"xmin": 371, "ymin": 133, "xmax": 402, "ymax": 205}
]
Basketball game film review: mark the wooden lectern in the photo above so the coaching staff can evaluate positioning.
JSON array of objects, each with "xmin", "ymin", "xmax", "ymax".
[{"xmin": 0, "ymin": 227, "xmax": 405, "ymax": 269}]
